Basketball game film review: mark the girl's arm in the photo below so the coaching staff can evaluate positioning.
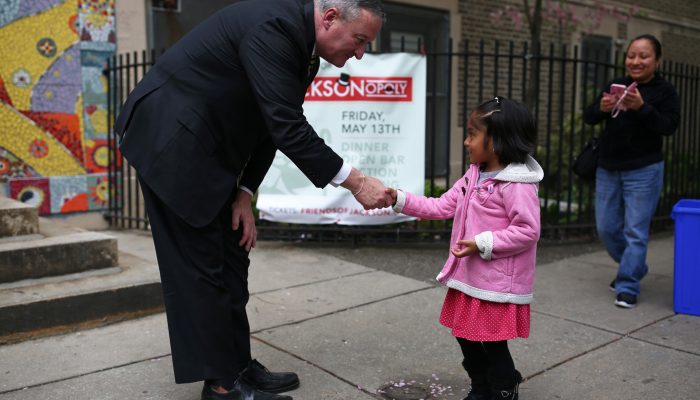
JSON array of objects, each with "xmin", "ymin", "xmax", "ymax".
[
  {"xmin": 474, "ymin": 183, "xmax": 540, "ymax": 260},
  {"xmin": 391, "ymin": 181, "xmax": 462, "ymax": 220}
]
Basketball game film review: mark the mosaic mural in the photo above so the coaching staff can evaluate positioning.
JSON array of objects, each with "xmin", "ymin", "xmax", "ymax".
[{"xmin": 0, "ymin": 0, "xmax": 116, "ymax": 215}]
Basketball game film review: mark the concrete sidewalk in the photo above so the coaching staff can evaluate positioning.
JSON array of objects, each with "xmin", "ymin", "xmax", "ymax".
[{"xmin": 1, "ymin": 231, "xmax": 699, "ymax": 399}]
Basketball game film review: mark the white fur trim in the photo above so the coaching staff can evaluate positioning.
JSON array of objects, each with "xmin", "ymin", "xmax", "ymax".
[
  {"xmin": 392, "ymin": 189, "xmax": 407, "ymax": 213},
  {"xmin": 494, "ymin": 155, "xmax": 544, "ymax": 183},
  {"xmin": 475, "ymin": 231, "xmax": 493, "ymax": 260},
  {"xmin": 446, "ymin": 279, "xmax": 533, "ymax": 304}
]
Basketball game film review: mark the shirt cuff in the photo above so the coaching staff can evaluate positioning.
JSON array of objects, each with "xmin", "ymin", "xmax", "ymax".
[
  {"xmin": 330, "ymin": 162, "xmax": 352, "ymax": 187},
  {"xmin": 392, "ymin": 190, "xmax": 406, "ymax": 213},
  {"xmin": 239, "ymin": 186, "xmax": 254, "ymax": 196}
]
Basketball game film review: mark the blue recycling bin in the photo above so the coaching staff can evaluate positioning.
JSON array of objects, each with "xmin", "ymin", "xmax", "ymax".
[{"xmin": 671, "ymin": 199, "xmax": 700, "ymax": 316}]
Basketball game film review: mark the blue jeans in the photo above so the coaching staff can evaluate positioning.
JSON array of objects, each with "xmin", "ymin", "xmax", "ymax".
[{"xmin": 595, "ymin": 162, "xmax": 664, "ymax": 296}]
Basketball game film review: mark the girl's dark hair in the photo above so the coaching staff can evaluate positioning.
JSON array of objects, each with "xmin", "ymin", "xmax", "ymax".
[
  {"xmin": 628, "ymin": 34, "xmax": 662, "ymax": 59},
  {"xmin": 473, "ymin": 96, "xmax": 537, "ymax": 165}
]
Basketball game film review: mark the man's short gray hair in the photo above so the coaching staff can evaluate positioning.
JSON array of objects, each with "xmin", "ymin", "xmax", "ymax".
[{"xmin": 317, "ymin": 0, "xmax": 386, "ymax": 22}]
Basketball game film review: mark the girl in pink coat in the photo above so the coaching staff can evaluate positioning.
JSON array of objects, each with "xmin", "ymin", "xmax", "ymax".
[{"xmin": 387, "ymin": 97, "xmax": 543, "ymax": 400}]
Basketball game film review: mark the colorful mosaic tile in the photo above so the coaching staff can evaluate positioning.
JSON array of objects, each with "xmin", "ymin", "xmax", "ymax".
[
  {"xmin": 0, "ymin": 0, "xmax": 20, "ymax": 28},
  {"xmin": 85, "ymin": 138, "xmax": 110, "ymax": 173},
  {"xmin": 0, "ymin": 0, "xmax": 79, "ymax": 110},
  {"xmin": 16, "ymin": 0, "xmax": 64, "ymax": 21},
  {"xmin": 0, "ymin": 147, "xmax": 39, "ymax": 182},
  {"xmin": 31, "ymin": 44, "xmax": 81, "ymax": 113},
  {"xmin": 21, "ymin": 111, "xmax": 83, "ymax": 162},
  {"xmin": 0, "ymin": 75, "xmax": 13, "ymax": 105},
  {"xmin": 9, "ymin": 177, "xmax": 51, "ymax": 215},
  {"xmin": 0, "ymin": 103, "xmax": 85, "ymax": 176},
  {"xmin": 1, "ymin": 0, "xmax": 114, "ymax": 215},
  {"xmin": 11, "ymin": 68, "xmax": 31, "ymax": 88},
  {"xmin": 36, "ymin": 37, "xmax": 58, "ymax": 57},
  {"xmin": 28, "ymin": 138, "xmax": 50, "ymax": 158},
  {"xmin": 87, "ymin": 173, "xmax": 110, "ymax": 210},
  {"xmin": 50, "ymin": 174, "xmax": 88, "ymax": 213},
  {"xmin": 78, "ymin": 0, "xmax": 115, "ymax": 44}
]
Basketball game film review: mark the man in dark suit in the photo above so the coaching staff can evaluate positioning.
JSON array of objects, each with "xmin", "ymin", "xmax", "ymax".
[{"xmin": 115, "ymin": 0, "xmax": 388, "ymax": 399}]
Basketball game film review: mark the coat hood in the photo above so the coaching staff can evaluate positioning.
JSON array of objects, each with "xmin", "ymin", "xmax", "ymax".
[{"xmin": 493, "ymin": 155, "xmax": 543, "ymax": 183}]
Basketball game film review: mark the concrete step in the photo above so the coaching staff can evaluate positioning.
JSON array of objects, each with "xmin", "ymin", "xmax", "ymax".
[
  {"xmin": 0, "ymin": 231, "xmax": 118, "ymax": 283},
  {"xmin": 0, "ymin": 251, "xmax": 162, "ymax": 343},
  {"xmin": 0, "ymin": 197, "xmax": 38, "ymax": 238}
]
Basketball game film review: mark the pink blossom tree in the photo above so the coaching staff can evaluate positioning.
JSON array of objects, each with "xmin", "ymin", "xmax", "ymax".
[{"xmin": 490, "ymin": 0, "xmax": 640, "ymax": 108}]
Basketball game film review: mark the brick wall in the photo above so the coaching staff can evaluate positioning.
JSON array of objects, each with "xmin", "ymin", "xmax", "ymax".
[
  {"xmin": 453, "ymin": 0, "xmax": 700, "ymax": 115},
  {"xmin": 456, "ymin": 1, "xmax": 579, "ymax": 130},
  {"xmin": 617, "ymin": 0, "xmax": 700, "ymax": 22},
  {"xmin": 662, "ymin": 32, "xmax": 700, "ymax": 66}
]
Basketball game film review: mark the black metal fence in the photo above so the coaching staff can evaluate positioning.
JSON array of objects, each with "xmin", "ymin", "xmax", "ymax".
[{"xmin": 105, "ymin": 40, "xmax": 700, "ymax": 243}]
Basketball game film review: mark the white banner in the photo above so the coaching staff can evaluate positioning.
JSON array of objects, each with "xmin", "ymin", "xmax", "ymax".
[{"xmin": 257, "ymin": 53, "xmax": 426, "ymax": 225}]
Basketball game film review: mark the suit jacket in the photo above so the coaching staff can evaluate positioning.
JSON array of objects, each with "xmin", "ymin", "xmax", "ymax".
[{"xmin": 115, "ymin": 0, "xmax": 343, "ymax": 227}]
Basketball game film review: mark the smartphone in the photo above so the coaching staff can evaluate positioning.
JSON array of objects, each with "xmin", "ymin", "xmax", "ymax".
[{"xmin": 610, "ymin": 83, "xmax": 626, "ymax": 96}]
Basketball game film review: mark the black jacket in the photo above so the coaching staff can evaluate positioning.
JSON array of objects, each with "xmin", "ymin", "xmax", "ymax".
[
  {"xmin": 583, "ymin": 74, "xmax": 680, "ymax": 171},
  {"xmin": 115, "ymin": 0, "xmax": 342, "ymax": 227}
]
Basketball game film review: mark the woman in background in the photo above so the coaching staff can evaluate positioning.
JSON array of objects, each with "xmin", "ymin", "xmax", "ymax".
[{"xmin": 583, "ymin": 34, "xmax": 680, "ymax": 309}]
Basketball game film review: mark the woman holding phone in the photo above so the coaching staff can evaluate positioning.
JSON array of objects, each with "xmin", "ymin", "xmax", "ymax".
[{"xmin": 583, "ymin": 34, "xmax": 680, "ymax": 309}]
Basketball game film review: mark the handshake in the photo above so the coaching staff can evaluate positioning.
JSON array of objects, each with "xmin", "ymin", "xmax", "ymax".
[{"xmin": 341, "ymin": 168, "xmax": 397, "ymax": 210}]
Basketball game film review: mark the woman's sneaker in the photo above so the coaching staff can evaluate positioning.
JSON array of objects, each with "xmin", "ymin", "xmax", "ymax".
[{"xmin": 615, "ymin": 293, "xmax": 637, "ymax": 308}]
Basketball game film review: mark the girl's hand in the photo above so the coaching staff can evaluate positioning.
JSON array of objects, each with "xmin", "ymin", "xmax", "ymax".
[
  {"xmin": 385, "ymin": 187, "xmax": 398, "ymax": 206},
  {"xmin": 600, "ymin": 94, "xmax": 616, "ymax": 113},
  {"xmin": 451, "ymin": 239, "xmax": 478, "ymax": 258},
  {"xmin": 621, "ymin": 88, "xmax": 644, "ymax": 111}
]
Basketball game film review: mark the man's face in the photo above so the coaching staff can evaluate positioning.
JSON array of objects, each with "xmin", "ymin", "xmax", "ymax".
[{"xmin": 316, "ymin": 7, "xmax": 382, "ymax": 67}]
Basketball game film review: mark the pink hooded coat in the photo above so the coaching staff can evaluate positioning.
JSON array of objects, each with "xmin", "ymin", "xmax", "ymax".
[{"xmin": 394, "ymin": 155, "xmax": 543, "ymax": 304}]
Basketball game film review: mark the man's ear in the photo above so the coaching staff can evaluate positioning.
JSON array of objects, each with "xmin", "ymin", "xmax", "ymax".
[{"xmin": 322, "ymin": 7, "xmax": 339, "ymax": 29}]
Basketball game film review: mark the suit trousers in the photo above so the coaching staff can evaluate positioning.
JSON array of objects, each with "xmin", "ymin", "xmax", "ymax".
[{"xmin": 140, "ymin": 178, "xmax": 252, "ymax": 383}]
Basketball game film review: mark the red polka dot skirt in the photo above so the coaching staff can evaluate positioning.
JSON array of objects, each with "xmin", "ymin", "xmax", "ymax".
[{"xmin": 440, "ymin": 288, "xmax": 530, "ymax": 341}]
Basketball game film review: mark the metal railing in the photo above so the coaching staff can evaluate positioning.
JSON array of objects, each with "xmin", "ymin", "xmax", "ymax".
[{"xmin": 104, "ymin": 40, "xmax": 700, "ymax": 243}]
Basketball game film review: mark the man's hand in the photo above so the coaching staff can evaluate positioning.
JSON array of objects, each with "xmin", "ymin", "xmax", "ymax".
[
  {"xmin": 231, "ymin": 190, "xmax": 256, "ymax": 251},
  {"xmin": 341, "ymin": 168, "xmax": 393, "ymax": 209},
  {"xmin": 385, "ymin": 187, "xmax": 397, "ymax": 206},
  {"xmin": 451, "ymin": 239, "xmax": 478, "ymax": 258},
  {"xmin": 356, "ymin": 175, "xmax": 394, "ymax": 209}
]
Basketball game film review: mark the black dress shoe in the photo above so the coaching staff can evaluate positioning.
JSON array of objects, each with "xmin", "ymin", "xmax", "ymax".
[
  {"xmin": 234, "ymin": 377, "xmax": 293, "ymax": 400},
  {"xmin": 201, "ymin": 384, "xmax": 244, "ymax": 400},
  {"xmin": 241, "ymin": 359, "xmax": 300, "ymax": 394}
]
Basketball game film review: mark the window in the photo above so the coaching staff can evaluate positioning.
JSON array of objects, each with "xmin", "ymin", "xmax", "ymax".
[
  {"xmin": 581, "ymin": 35, "xmax": 614, "ymax": 91},
  {"xmin": 149, "ymin": 0, "xmax": 240, "ymax": 50},
  {"xmin": 390, "ymin": 31, "xmax": 424, "ymax": 53},
  {"xmin": 377, "ymin": 3, "xmax": 450, "ymax": 176}
]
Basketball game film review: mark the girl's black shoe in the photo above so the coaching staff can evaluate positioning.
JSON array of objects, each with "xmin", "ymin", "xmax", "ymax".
[
  {"xmin": 463, "ymin": 388, "xmax": 491, "ymax": 400},
  {"xmin": 461, "ymin": 359, "xmax": 490, "ymax": 400},
  {"xmin": 490, "ymin": 370, "xmax": 522, "ymax": 400},
  {"xmin": 463, "ymin": 372, "xmax": 490, "ymax": 400}
]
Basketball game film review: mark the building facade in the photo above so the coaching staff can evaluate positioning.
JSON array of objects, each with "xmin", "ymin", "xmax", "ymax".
[{"xmin": 2, "ymin": 0, "xmax": 698, "ymax": 216}]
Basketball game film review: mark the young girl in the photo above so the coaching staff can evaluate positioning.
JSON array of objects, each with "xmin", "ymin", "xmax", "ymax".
[{"xmin": 387, "ymin": 97, "xmax": 542, "ymax": 400}]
